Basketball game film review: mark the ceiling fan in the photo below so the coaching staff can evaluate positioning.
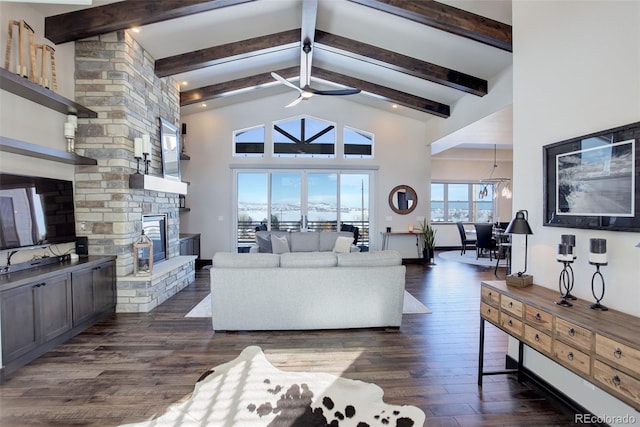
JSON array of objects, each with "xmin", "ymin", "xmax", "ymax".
[{"xmin": 271, "ymin": 41, "xmax": 361, "ymax": 107}]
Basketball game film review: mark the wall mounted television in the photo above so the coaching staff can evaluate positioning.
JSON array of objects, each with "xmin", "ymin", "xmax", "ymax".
[{"xmin": 0, "ymin": 173, "xmax": 77, "ymax": 251}]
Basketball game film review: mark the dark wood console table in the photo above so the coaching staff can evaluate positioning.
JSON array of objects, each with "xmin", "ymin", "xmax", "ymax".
[{"xmin": 478, "ymin": 280, "xmax": 640, "ymax": 411}]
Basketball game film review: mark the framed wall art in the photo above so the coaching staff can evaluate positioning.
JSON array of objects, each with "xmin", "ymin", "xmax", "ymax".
[
  {"xmin": 543, "ymin": 121, "xmax": 640, "ymax": 232},
  {"xmin": 159, "ymin": 117, "xmax": 181, "ymax": 181}
]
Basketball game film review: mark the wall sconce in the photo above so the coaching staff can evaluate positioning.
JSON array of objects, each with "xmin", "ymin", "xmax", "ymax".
[
  {"xmin": 504, "ymin": 209, "xmax": 533, "ymax": 287},
  {"xmin": 555, "ymin": 242, "xmax": 574, "ymax": 307},
  {"xmin": 589, "ymin": 238, "xmax": 608, "ymax": 311},
  {"xmin": 133, "ymin": 229, "xmax": 153, "ymax": 276}
]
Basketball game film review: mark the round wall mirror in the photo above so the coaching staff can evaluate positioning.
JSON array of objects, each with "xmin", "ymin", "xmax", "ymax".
[{"xmin": 389, "ymin": 185, "xmax": 418, "ymax": 215}]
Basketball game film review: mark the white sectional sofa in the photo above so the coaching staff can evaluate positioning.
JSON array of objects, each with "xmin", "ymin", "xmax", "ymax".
[{"xmin": 209, "ymin": 250, "xmax": 405, "ymax": 331}]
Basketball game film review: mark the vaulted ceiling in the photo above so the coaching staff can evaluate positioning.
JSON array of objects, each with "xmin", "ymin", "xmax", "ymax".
[{"xmin": 42, "ymin": 0, "xmax": 513, "ymax": 147}]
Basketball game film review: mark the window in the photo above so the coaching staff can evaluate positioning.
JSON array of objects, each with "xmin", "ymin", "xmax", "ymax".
[
  {"xmin": 236, "ymin": 170, "xmax": 372, "ymax": 250},
  {"xmin": 344, "ymin": 126, "xmax": 373, "ymax": 158},
  {"xmin": 431, "ymin": 182, "xmax": 495, "ymax": 223},
  {"xmin": 273, "ymin": 116, "xmax": 335, "ymax": 158},
  {"xmin": 234, "ymin": 125, "xmax": 265, "ymax": 157}
]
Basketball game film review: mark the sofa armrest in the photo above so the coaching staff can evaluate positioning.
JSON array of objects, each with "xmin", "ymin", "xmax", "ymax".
[
  {"xmin": 249, "ymin": 245, "xmax": 259, "ymax": 253},
  {"xmin": 350, "ymin": 245, "xmax": 361, "ymax": 253}
]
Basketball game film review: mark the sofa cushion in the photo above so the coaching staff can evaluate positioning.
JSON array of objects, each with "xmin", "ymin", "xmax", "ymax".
[
  {"xmin": 256, "ymin": 233, "xmax": 272, "ymax": 253},
  {"xmin": 213, "ymin": 252, "xmax": 280, "ymax": 268},
  {"xmin": 289, "ymin": 231, "xmax": 320, "ymax": 252},
  {"xmin": 319, "ymin": 231, "xmax": 354, "ymax": 251},
  {"xmin": 333, "ymin": 236, "xmax": 353, "ymax": 253},
  {"xmin": 337, "ymin": 250, "xmax": 402, "ymax": 267},
  {"xmin": 271, "ymin": 234, "xmax": 290, "ymax": 254},
  {"xmin": 279, "ymin": 252, "xmax": 337, "ymax": 268}
]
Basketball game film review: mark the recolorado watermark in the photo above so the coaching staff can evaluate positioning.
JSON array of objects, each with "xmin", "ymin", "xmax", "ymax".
[{"xmin": 575, "ymin": 413, "xmax": 637, "ymax": 424}]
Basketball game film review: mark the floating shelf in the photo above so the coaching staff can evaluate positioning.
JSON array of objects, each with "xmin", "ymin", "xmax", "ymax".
[
  {"xmin": 129, "ymin": 174, "xmax": 188, "ymax": 195},
  {"xmin": 0, "ymin": 67, "xmax": 97, "ymax": 118},
  {"xmin": 0, "ymin": 136, "xmax": 97, "ymax": 165},
  {"xmin": 180, "ymin": 153, "xmax": 190, "ymax": 160}
]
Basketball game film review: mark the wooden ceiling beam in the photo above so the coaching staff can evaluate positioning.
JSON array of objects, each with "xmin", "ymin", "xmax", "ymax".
[
  {"xmin": 45, "ymin": 0, "xmax": 255, "ymax": 45},
  {"xmin": 156, "ymin": 29, "xmax": 300, "ymax": 77},
  {"xmin": 314, "ymin": 30, "xmax": 487, "ymax": 96},
  {"xmin": 311, "ymin": 67, "xmax": 449, "ymax": 118},
  {"xmin": 182, "ymin": 65, "xmax": 450, "ymax": 118},
  {"xmin": 180, "ymin": 66, "xmax": 299, "ymax": 106},
  {"xmin": 348, "ymin": 0, "xmax": 512, "ymax": 52}
]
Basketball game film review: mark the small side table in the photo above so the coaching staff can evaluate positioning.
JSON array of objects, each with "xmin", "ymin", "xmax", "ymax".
[{"xmin": 381, "ymin": 231, "xmax": 424, "ymax": 258}]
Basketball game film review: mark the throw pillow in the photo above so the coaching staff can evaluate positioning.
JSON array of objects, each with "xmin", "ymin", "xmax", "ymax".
[
  {"xmin": 256, "ymin": 233, "xmax": 272, "ymax": 253},
  {"xmin": 333, "ymin": 236, "xmax": 353, "ymax": 253},
  {"xmin": 271, "ymin": 234, "xmax": 290, "ymax": 254}
]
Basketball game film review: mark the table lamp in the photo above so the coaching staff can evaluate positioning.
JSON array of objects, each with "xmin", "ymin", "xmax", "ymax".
[{"xmin": 504, "ymin": 209, "xmax": 533, "ymax": 287}]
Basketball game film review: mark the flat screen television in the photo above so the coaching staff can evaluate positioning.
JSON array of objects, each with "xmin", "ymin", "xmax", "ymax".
[{"xmin": 0, "ymin": 173, "xmax": 77, "ymax": 251}]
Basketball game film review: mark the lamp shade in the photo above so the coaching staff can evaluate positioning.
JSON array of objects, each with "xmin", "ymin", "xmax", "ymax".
[{"xmin": 505, "ymin": 210, "xmax": 533, "ymax": 235}]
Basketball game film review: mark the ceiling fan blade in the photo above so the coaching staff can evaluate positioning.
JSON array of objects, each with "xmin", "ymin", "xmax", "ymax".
[
  {"xmin": 285, "ymin": 95, "xmax": 305, "ymax": 107},
  {"xmin": 271, "ymin": 72, "xmax": 302, "ymax": 93},
  {"xmin": 308, "ymin": 87, "xmax": 361, "ymax": 96}
]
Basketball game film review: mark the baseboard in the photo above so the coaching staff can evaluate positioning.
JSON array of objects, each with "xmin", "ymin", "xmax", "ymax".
[{"xmin": 505, "ymin": 355, "xmax": 605, "ymax": 426}]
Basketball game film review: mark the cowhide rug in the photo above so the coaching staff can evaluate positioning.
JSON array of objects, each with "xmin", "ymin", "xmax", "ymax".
[{"xmin": 119, "ymin": 346, "xmax": 425, "ymax": 427}]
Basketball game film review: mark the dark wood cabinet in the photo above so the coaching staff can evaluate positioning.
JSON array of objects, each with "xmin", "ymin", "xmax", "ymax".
[
  {"xmin": 71, "ymin": 260, "xmax": 115, "ymax": 327},
  {"xmin": 1, "ymin": 273, "xmax": 72, "ymax": 364},
  {"xmin": 0, "ymin": 257, "xmax": 115, "ymax": 382}
]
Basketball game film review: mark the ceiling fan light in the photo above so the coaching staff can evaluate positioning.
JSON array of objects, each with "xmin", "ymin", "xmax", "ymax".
[{"xmin": 301, "ymin": 90, "xmax": 313, "ymax": 99}]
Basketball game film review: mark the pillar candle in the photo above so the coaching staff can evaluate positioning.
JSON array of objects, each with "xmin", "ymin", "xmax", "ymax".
[
  {"xmin": 557, "ymin": 243, "xmax": 573, "ymax": 262},
  {"xmin": 134, "ymin": 138, "xmax": 143, "ymax": 158},
  {"xmin": 67, "ymin": 114, "xmax": 78, "ymax": 129},
  {"xmin": 142, "ymin": 134, "xmax": 151, "ymax": 154},
  {"xmin": 589, "ymin": 238, "xmax": 607, "ymax": 264},
  {"xmin": 63, "ymin": 122, "xmax": 75, "ymax": 138}
]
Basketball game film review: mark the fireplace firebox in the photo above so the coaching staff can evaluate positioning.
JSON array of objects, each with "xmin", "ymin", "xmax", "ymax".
[{"xmin": 142, "ymin": 215, "xmax": 167, "ymax": 263}]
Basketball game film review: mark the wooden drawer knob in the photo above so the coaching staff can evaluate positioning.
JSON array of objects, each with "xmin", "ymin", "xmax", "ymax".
[
  {"xmin": 508, "ymin": 320, "xmax": 513, "ymax": 327},
  {"xmin": 534, "ymin": 333, "xmax": 540, "ymax": 342},
  {"xmin": 569, "ymin": 327, "xmax": 575, "ymax": 337},
  {"xmin": 535, "ymin": 313, "xmax": 541, "ymax": 321},
  {"xmin": 567, "ymin": 352, "xmax": 574, "ymax": 361},
  {"xmin": 509, "ymin": 301, "xmax": 513, "ymax": 308},
  {"xmin": 612, "ymin": 375, "xmax": 621, "ymax": 386},
  {"xmin": 487, "ymin": 308, "xmax": 492, "ymax": 314},
  {"xmin": 614, "ymin": 347, "xmax": 622, "ymax": 359}
]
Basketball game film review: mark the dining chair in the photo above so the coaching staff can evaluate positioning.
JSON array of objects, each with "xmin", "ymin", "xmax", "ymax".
[
  {"xmin": 474, "ymin": 223, "xmax": 497, "ymax": 260},
  {"xmin": 456, "ymin": 222, "xmax": 476, "ymax": 255}
]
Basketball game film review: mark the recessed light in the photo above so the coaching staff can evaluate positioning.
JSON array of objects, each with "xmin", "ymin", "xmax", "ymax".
[
  {"xmin": 392, "ymin": 104, "xmax": 398, "ymax": 109},
  {"xmin": 201, "ymin": 103, "xmax": 207, "ymax": 107},
  {"xmin": 181, "ymin": 81, "xmax": 188, "ymax": 86},
  {"xmin": 131, "ymin": 27, "xmax": 140, "ymax": 33}
]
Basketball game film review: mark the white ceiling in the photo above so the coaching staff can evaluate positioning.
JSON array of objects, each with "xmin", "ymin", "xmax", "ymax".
[{"xmin": 38, "ymin": 0, "xmax": 514, "ymax": 152}]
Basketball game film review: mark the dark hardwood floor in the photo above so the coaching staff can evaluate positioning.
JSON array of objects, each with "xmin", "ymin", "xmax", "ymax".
[{"xmin": 0, "ymin": 255, "xmax": 576, "ymax": 426}]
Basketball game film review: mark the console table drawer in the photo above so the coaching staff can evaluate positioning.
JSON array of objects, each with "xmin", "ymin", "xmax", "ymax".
[
  {"xmin": 555, "ymin": 318, "xmax": 592, "ymax": 350},
  {"xmin": 593, "ymin": 360, "xmax": 640, "ymax": 407},
  {"xmin": 500, "ymin": 295, "xmax": 523, "ymax": 318},
  {"xmin": 481, "ymin": 285, "xmax": 500, "ymax": 306},
  {"xmin": 554, "ymin": 340, "xmax": 590, "ymax": 376},
  {"xmin": 524, "ymin": 305, "xmax": 553, "ymax": 332},
  {"xmin": 481, "ymin": 302, "xmax": 500, "ymax": 324},
  {"xmin": 596, "ymin": 334, "xmax": 640, "ymax": 375},
  {"xmin": 524, "ymin": 324, "xmax": 552, "ymax": 354},
  {"xmin": 500, "ymin": 312, "xmax": 523, "ymax": 338}
]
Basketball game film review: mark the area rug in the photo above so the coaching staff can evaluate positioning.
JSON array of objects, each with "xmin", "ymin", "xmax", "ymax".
[
  {"xmin": 119, "ymin": 346, "xmax": 426, "ymax": 427},
  {"xmin": 438, "ymin": 250, "xmax": 508, "ymax": 268},
  {"xmin": 185, "ymin": 291, "xmax": 430, "ymax": 318}
]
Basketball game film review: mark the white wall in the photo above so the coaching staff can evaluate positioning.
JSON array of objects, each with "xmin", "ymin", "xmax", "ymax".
[
  {"xmin": 513, "ymin": 1, "xmax": 640, "ymax": 421},
  {"xmin": 180, "ymin": 92, "xmax": 430, "ymax": 259}
]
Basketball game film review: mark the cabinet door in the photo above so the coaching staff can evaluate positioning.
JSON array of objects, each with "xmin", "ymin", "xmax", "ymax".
[
  {"xmin": 180, "ymin": 238, "xmax": 189, "ymax": 255},
  {"xmin": 93, "ymin": 261, "xmax": 115, "ymax": 314},
  {"xmin": 1, "ymin": 285, "xmax": 38, "ymax": 362},
  {"xmin": 71, "ymin": 267, "xmax": 95, "ymax": 325},
  {"xmin": 38, "ymin": 274, "xmax": 72, "ymax": 342}
]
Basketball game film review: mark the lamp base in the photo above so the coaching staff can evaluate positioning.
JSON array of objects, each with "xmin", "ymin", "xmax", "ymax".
[{"xmin": 506, "ymin": 274, "xmax": 533, "ymax": 288}]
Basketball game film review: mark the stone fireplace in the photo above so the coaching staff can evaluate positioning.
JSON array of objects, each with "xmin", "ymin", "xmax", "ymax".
[{"xmin": 72, "ymin": 31, "xmax": 195, "ymax": 313}]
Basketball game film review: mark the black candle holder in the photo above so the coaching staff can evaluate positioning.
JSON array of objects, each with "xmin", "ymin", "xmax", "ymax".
[
  {"xmin": 143, "ymin": 153, "xmax": 150, "ymax": 175},
  {"xmin": 555, "ymin": 260, "xmax": 574, "ymax": 307},
  {"xmin": 589, "ymin": 262, "xmax": 608, "ymax": 311},
  {"xmin": 134, "ymin": 156, "xmax": 142, "ymax": 174}
]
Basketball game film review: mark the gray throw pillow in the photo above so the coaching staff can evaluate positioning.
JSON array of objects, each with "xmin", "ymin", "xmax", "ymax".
[
  {"xmin": 271, "ymin": 234, "xmax": 290, "ymax": 254},
  {"xmin": 256, "ymin": 233, "xmax": 272, "ymax": 253}
]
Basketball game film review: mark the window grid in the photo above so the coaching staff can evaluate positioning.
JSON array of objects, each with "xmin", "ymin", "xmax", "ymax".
[{"xmin": 431, "ymin": 182, "xmax": 495, "ymax": 223}]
